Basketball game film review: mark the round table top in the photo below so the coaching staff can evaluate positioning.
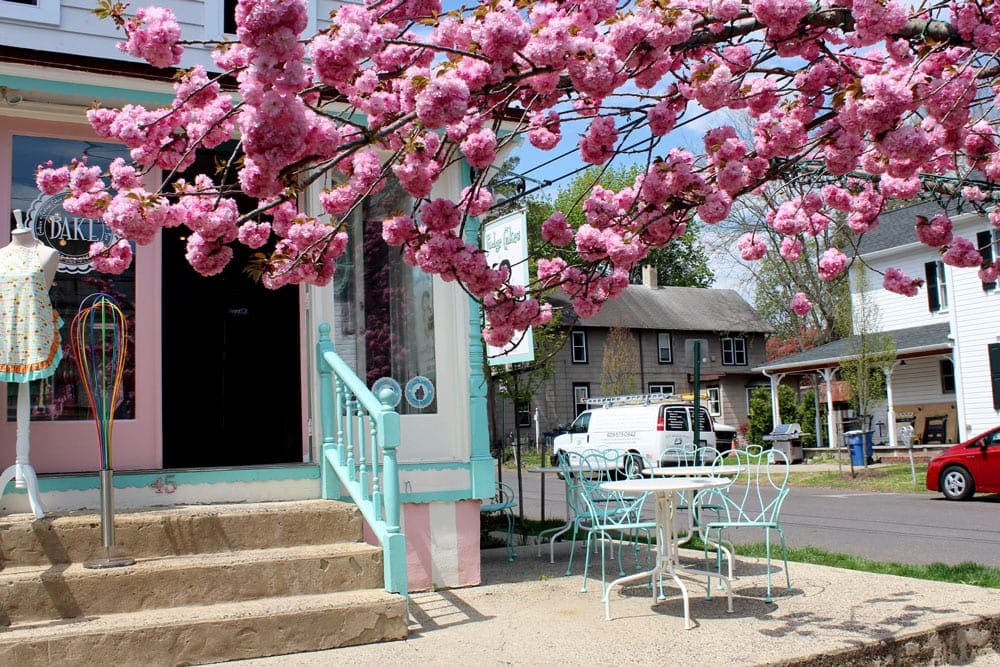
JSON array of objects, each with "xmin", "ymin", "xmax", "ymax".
[
  {"xmin": 645, "ymin": 465, "xmax": 739, "ymax": 477},
  {"xmin": 601, "ymin": 476, "xmax": 730, "ymax": 494}
]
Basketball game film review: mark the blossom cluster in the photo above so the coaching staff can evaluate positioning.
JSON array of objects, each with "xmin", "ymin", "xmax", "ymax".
[{"xmin": 32, "ymin": 0, "xmax": 1000, "ymax": 345}]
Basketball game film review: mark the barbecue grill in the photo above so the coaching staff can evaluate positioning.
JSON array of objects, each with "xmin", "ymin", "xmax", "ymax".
[{"xmin": 762, "ymin": 423, "xmax": 804, "ymax": 463}]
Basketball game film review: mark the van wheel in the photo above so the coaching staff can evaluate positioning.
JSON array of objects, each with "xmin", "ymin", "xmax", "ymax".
[{"xmin": 621, "ymin": 452, "xmax": 645, "ymax": 479}]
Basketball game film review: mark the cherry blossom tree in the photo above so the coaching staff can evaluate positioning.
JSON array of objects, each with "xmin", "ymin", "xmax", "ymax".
[{"xmin": 35, "ymin": 0, "xmax": 1000, "ymax": 348}]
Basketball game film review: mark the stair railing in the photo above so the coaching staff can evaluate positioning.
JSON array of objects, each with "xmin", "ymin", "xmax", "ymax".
[{"xmin": 316, "ymin": 323, "xmax": 407, "ymax": 596}]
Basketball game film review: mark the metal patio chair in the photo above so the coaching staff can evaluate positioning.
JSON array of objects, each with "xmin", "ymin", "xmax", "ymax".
[
  {"xmin": 481, "ymin": 481, "xmax": 518, "ymax": 561},
  {"xmin": 570, "ymin": 451, "xmax": 656, "ymax": 597},
  {"xmin": 693, "ymin": 444, "xmax": 792, "ymax": 603}
]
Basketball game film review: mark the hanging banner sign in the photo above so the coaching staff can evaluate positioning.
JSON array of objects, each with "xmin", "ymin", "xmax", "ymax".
[{"xmin": 483, "ymin": 210, "xmax": 535, "ymax": 365}]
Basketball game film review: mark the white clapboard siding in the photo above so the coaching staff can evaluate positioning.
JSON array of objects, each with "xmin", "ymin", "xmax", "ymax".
[
  {"xmin": 854, "ymin": 247, "xmax": 949, "ymax": 333},
  {"xmin": 948, "ymin": 240, "xmax": 1000, "ymax": 435},
  {"xmin": 2, "ymin": 0, "xmax": 340, "ymax": 72}
]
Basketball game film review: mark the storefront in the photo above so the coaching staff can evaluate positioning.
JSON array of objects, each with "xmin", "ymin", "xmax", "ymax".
[{"xmin": 0, "ymin": 65, "xmax": 491, "ymax": 588}]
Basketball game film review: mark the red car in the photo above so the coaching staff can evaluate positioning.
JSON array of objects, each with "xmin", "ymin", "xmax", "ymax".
[{"xmin": 926, "ymin": 426, "xmax": 1000, "ymax": 500}]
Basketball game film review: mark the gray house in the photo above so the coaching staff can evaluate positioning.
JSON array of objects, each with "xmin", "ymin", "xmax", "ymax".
[{"xmin": 491, "ymin": 269, "xmax": 774, "ymax": 446}]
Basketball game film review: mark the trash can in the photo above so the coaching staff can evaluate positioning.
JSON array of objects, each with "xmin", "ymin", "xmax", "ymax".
[
  {"xmin": 844, "ymin": 430, "xmax": 865, "ymax": 466},
  {"xmin": 862, "ymin": 430, "xmax": 875, "ymax": 464}
]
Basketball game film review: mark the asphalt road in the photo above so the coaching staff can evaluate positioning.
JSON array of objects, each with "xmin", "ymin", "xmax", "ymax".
[{"xmin": 507, "ymin": 468, "xmax": 1000, "ymax": 569}]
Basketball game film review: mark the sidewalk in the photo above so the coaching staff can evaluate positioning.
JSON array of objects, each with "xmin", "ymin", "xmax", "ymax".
[{"xmin": 215, "ymin": 540, "xmax": 1000, "ymax": 666}]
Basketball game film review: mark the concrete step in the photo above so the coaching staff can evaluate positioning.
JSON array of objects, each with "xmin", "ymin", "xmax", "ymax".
[
  {"xmin": 0, "ymin": 500, "xmax": 364, "ymax": 567},
  {"xmin": 0, "ymin": 542, "xmax": 385, "ymax": 624},
  {"xmin": 0, "ymin": 589, "xmax": 409, "ymax": 667}
]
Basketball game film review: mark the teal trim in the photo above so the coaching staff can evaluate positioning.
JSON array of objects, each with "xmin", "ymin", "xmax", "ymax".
[
  {"xmin": 317, "ymin": 323, "xmax": 407, "ymax": 596},
  {"xmin": 10, "ymin": 464, "xmax": 319, "ymax": 494},
  {"xmin": 0, "ymin": 74, "xmax": 175, "ymax": 106},
  {"xmin": 461, "ymin": 162, "xmax": 497, "ymax": 501}
]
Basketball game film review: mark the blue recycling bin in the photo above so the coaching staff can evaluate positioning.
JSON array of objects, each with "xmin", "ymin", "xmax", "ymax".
[
  {"xmin": 845, "ymin": 430, "xmax": 875, "ymax": 465},
  {"xmin": 845, "ymin": 430, "xmax": 865, "ymax": 466}
]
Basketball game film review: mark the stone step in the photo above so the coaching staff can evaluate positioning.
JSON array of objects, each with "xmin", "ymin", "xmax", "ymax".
[
  {"xmin": 0, "ymin": 589, "xmax": 409, "ymax": 667},
  {"xmin": 0, "ymin": 542, "xmax": 384, "ymax": 624},
  {"xmin": 0, "ymin": 500, "xmax": 364, "ymax": 567}
]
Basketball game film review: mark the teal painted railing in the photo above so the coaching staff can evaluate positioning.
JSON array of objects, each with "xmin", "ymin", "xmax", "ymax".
[{"xmin": 316, "ymin": 323, "xmax": 407, "ymax": 596}]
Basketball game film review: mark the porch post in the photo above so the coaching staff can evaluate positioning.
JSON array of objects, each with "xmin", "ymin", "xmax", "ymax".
[
  {"xmin": 819, "ymin": 367, "xmax": 838, "ymax": 449},
  {"xmin": 813, "ymin": 373, "xmax": 824, "ymax": 448},
  {"xmin": 764, "ymin": 371, "xmax": 785, "ymax": 426},
  {"xmin": 884, "ymin": 364, "xmax": 898, "ymax": 448}
]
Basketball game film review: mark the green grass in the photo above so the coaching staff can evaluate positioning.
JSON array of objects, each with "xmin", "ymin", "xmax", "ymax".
[{"xmin": 788, "ymin": 462, "xmax": 930, "ymax": 493}]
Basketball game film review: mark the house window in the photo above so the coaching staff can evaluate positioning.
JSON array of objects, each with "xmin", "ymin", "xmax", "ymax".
[
  {"xmin": 0, "ymin": 0, "xmax": 59, "ymax": 24},
  {"xmin": 707, "ymin": 386, "xmax": 722, "ymax": 416},
  {"xmin": 648, "ymin": 383, "xmax": 674, "ymax": 396},
  {"xmin": 721, "ymin": 337, "xmax": 747, "ymax": 366},
  {"xmin": 924, "ymin": 261, "xmax": 948, "ymax": 312},
  {"xmin": 571, "ymin": 330, "xmax": 588, "ymax": 363},
  {"xmin": 990, "ymin": 344, "xmax": 1000, "ymax": 411},
  {"xmin": 657, "ymin": 332, "xmax": 672, "ymax": 363},
  {"xmin": 939, "ymin": 359, "xmax": 955, "ymax": 394},
  {"xmin": 517, "ymin": 404, "xmax": 532, "ymax": 428},
  {"xmin": 978, "ymin": 229, "xmax": 1000, "ymax": 293},
  {"xmin": 572, "ymin": 383, "xmax": 590, "ymax": 417}
]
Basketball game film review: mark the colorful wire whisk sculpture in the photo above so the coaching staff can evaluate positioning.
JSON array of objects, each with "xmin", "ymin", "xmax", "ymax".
[
  {"xmin": 70, "ymin": 293, "xmax": 134, "ymax": 568},
  {"xmin": 71, "ymin": 293, "xmax": 128, "ymax": 471}
]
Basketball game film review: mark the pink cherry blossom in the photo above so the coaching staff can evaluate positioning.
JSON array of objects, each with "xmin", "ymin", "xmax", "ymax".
[
  {"xmin": 90, "ymin": 240, "xmax": 134, "ymax": 275},
  {"xmin": 915, "ymin": 214, "xmax": 954, "ymax": 247},
  {"xmin": 790, "ymin": 292, "xmax": 813, "ymax": 316},
  {"xmin": 883, "ymin": 267, "xmax": 924, "ymax": 296},
  {"xmin": 118, "ymin": 7, "xmax": 183, "ymax": 68},
  {"xmin": 737, "ymin": 233, "xmax": 767, "ymax": 261},
  {"xmin": 817, "ymin": 248, "xmax": 848, "ymax": 281},
  {"xmin": 942, "ymin": 236, "xmax": 984, "ymax": 268}
]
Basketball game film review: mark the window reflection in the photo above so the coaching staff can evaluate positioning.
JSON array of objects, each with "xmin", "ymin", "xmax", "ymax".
[{"xmin": 7, "ymin": 136, "xmax": 136, "ymax": 422}]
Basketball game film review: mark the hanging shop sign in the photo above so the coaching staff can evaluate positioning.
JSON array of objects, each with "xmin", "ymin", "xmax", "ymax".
[{"xmin": 483, "ymin": 209, "xmax": 534, "ymax": 365}]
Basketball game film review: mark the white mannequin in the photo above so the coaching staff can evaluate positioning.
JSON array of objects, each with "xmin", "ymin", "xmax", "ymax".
[{"xmin": 0, "ymin": 210, "xmax": 59, "ymax": 518}]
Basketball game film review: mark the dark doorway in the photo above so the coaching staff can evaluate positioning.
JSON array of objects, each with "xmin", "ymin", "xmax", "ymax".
[{"xmin": 161, "ymin": 156, "xmax": 302, "ymax": 468}]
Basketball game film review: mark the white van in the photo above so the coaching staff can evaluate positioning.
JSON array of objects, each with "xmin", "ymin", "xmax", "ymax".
[{"xmin": 551, "ymin": 394, "xmax": 718, "ymax": 474}]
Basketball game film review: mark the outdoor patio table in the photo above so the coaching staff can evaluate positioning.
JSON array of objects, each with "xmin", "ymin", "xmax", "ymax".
[
  {"xmin": 599, "ymin": 476, "xmax": 734, "ymax": 628},
  {"xmin": 528, "ymin": 466, "xmax": 572, "ymax": 563}
]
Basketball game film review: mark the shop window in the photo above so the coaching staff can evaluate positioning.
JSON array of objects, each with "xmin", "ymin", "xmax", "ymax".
[
  {"xmin": 657, "ymin": 332, "xmax": 672, "ymax": 363},
  {"xmin": 7, "ymin": 136, "xmax": 135, "ymax": 422},
  {"xmin": 721, "ymin": 337, "xmax": 747, "ymax": 366},
  {"xmin": 333, "ymin": 177, "xmax": 436, "ymax": 414},
  {"xmin": 924, "ymin": 261, "xmax": 948, "ymax": 312},
  {"xmin": 0, "ymin": 0, "xmax": 59, "ymax": 24},
  {"xmin": 571, "ymin": 330, "xmax": 588, "ymax": 363}
]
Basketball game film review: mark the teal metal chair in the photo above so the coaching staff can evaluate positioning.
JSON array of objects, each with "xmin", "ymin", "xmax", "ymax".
[
  {"xmin": 694, "ymin": 445, "xmax": 792, "ymax": 602},
  {"xmin": 571, "ymin": 451, "xmax": 656, "ymax": 597},
  {"xmin": 481, "ymin": 481, "xmax": 518, "ymax": 561}
]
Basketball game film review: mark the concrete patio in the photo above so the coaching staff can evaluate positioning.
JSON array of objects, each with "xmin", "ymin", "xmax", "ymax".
[{"xmin": 214, "ymin": 539, "xmax": 1000, "ymax": 666}]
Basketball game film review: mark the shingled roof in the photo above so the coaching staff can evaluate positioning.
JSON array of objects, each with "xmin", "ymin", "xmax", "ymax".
[
  {"xmin": 562, "ymin": 285, "xmax": 774, "ymax": 334},
  {"xmin": 756, "ymin": 322, "xmax": 951, "ymax": 372}
]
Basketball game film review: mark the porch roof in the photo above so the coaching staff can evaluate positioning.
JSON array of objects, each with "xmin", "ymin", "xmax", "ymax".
[{"xmin": 755, "ymin": 322, "xmax": 952, "ymax": 374}]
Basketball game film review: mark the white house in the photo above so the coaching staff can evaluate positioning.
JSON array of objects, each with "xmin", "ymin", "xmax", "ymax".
[{"xmin": 758, "ymin": 200, "xmax": 1000, "ymax": 449}]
